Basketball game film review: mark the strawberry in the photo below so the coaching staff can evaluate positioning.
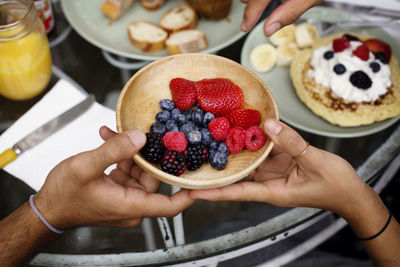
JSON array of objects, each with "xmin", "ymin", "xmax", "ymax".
[
  {"xmin": 363, "ymin": 39, "xmax": 392, "ymax": 63},
  {"xmin": 208, "ymin": 117, "xmax": 231, "ymax": 141},
  {"xmin": 225, "ymin": 127, "xmax": 245, "ymax": 154},
  {"xmin": 226, "ymin": 109, "xmax": 261, "ymax": 129},
  {"xmin": 333, "ymin": 38, "xmax": 350, "ymax": 52},
  {"xmin": 170, "ymin": 78, "xmax": 197, "ymax": 112},
  {"xmin": 352, "ymin": 45, "xmax": 369, "ymax": 61},
  {"xmin": 162, "ymin": 132, "xmax": 187, "ymax": 152},
  {"xmin": 245, "ymin": 126, "xmax": 267, "ymax": 151},
  {"xmin": 195, "ymin": 78, "xmax": 244, "ymax": 116}
]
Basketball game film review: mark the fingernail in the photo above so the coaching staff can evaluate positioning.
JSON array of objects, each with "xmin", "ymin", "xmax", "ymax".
[
  {"xmin": 265, "ymin": 119, "xmax": 282, "ymax": 135},
  {"xmin": 127, "ymin": 130, "xmax": 146, "ymax": 147},
  {"xmin": 240, "ymin": 19, "xmax": 247, "ymax": 32},
  {"xmin": 265, "ymin": 22, "xmax": 281, "ymax": 36}
]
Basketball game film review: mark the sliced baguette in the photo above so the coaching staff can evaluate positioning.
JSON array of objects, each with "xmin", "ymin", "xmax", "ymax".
[
  {"xmin": 128, "ymin": 21, "xmax": 168, "ymax": 52},
  {"xmin": 101, "ymin": 0, "xmax": 135, "ymax": 20},
  {"xmin": 141, "ymin": 0, "xmax": 164, "ymax": 10},
  {"xmin": 160, "ymin": 4, "xmax": 197, "ymax": 33},
  {"xmin": 166, "ymin": 29, "xmax": 208, "ymax": 54}
]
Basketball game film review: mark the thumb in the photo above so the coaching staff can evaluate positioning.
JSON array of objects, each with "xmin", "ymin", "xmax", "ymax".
[
  {"xmin": 77, "ymin": 130, "xmax": 146, "ymax": 178},
  {"xmin": 264, "ymin": 119, "xmax": 310, "ymax": 161}
]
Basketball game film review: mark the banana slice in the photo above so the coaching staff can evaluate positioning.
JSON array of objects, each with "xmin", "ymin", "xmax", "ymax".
[
  {"xmin": 295, "ymin": 22, "xmax": 320, "ymax": 48},
  {"xmin": 250, "ymin": 43, "xmax": 278, "ymax": 73},
  {"xmin": 269, "ymin": 24, "xmax": 296, "ymax": 46},
  {"xmin": 276, "ymin": 43, "xmax": 299, "ymax": 67}
]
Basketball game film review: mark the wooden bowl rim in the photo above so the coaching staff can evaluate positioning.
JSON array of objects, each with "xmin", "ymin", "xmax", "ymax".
[{"xmin": 116, "ymin": 53, "xmax": 279, "ymax": 189}]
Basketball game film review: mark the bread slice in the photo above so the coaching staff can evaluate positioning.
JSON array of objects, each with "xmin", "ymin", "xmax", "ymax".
[
  {"xmin": 127, "ymin": 21, "xmax": 168, "ymax": 52},
  {"xmin": 160, "ymin": 4, "xmax": 197, "ymax": 33},
  {"xmin": 166, "ymin": 29, "xmax": 208, "ymax": 54},
  {"xmin": 101, "ymin": 0, "xmax": 135, "ymax": 20},
  {"xmin": 141, "ymin": 0, "xmax": 164, "ymax": 10}
]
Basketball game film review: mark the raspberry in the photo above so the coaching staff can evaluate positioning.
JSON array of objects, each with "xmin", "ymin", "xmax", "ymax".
[
  {"xmin": 184, "ymin": 143, "xmax": 209, "ymax": 171},
  {"xmin": 208, "ymin": 117, "xmax": 231, "ymax": 141},
  {"xmin": 163, "ymin": 132, "xmax": 188, "ymax": 152},
  {"xmin": 333, "ymin": 38, "xmax": 350, "ymax": 52},
  {"xmin": 352, "ymin": 45, "xmax": 370, "ymax": 61},
  {"xmin": 141, "ymin": 132, "xmax": 165, "ymax": 163},
  {"xmin": 245, "ymin": 126, "xmax": 267, "ymax": 151},
  {"xmin": 225, "ymin": 127, "xmax": 245, "ymax": 154},
  {"xmin": 161, "ymin": 151, "xmax": 186, "ymax": 176}
]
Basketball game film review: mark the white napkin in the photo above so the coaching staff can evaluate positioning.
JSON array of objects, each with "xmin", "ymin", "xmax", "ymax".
[
  {"xmin": 0, "ymin": 79, "xmax": 116, "ymax": 192},
  {"xmin": 326, "ymin": 0, "xmax": 400, "ymax": 11}
]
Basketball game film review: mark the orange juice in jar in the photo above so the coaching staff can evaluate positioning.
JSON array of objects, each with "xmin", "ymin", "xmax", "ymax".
[{"xmin": 0, "ymin": 0, "xmax": 52, "ymax": 101}]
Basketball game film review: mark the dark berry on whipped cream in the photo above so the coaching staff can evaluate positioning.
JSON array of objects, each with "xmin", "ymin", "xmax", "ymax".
[
  {"xmin": 375, "ymin": 52, "xmax": 388, "ymax": 64},
  {"xmin": 333, "ymin": 64, "xmax": 346, "ymax": 75},
  {"xmin": 324, "ymin": 51, "xmax": 334, "ymax": 60},
  {"xmin": 343, "ymin": 33, "xmax": 360, "ymax": 42},
  {"xmin": 350, "ymin": 71, "xmax": 372, "ymax": 90},
  {"xmin": 370, "ymin": 62, "xmax": 381, "ymax": 73}
]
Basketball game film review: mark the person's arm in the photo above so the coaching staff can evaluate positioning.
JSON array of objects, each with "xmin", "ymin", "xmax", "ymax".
[
  {"xmin": 0, "ymin": 127, "xmax": 194, "ymax": 266},
  {"xmin": 239, "ymin": 0, "xmax": 323, "ymax": 36},
  {"xmin": 0, "ymin": 202, "xmax": 57, "ymax": 266},
  {"xmin": 190, "ymin": 119, "xmax": 400, "ymax": 266}
]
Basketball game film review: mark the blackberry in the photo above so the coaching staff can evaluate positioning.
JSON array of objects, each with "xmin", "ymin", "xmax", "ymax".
[
  {"xmin": 323, "ymin": 51, "xmax": 334, "ymax": 60},
  {"xmin": 161, "ymin": 150, "xmax": 186, "ymax": 176},
  {"xmin": 370, "ymin": 62, "xmax": 381, "ymax": 73},
  {"xmin": 350, "ymin": 71, "xmax": 372, "ymax": 90},
  {"xmin": 343, "ymin": 33, "xmax": 360, "ymax": 42},
  {"xmin": 150, "ymin": 122, "xmax": 166, "ymax": 135},
  {"xmin": 184, "ymin": 143, "xmax": 209, "ymax": 171},
  {"xmin": 333, "ymin": 64, "xmax": 346, "ymax": 75},
  {"xmin": 374, "ymin": 52, "xmax": 388, "ymax": 64},
  {"xmin": 159, "ymin": 99, "xmax": 175, "ymax": 111},
  {"xmin": 141, "ymin": 132, "xmax": 165, "ymax": 163}
]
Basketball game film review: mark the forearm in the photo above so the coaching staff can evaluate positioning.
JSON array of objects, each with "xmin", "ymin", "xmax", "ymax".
[
  {"xmin": 340, "ymin": 186, "xmax": 400, "ymax": 266},
  {"xmin": 0, "ymin": 201, "xmax": 58, "ymax": 267}
]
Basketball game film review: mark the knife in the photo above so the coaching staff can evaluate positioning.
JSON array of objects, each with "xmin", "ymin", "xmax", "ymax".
[{"xmin": 0, "ymin": 94, "xmax": 95, "ymax": 169}]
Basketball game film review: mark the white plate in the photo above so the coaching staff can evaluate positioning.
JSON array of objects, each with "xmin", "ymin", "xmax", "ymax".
[
  {"xmin": 241, "ymin": 7, "xmax": 400, "ymax": 138},
  {"xmin": 61, "ymin": 0, "xmax": 246, "ymax": 61}
]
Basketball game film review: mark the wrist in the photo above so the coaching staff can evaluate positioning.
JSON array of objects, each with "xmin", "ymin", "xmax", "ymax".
[{"xmin": 34, "ymin": 191, "xmax": 71, "ymax": 230}]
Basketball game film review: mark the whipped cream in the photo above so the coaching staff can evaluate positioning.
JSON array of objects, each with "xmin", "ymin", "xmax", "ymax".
[{"xmin": 307, "ymin": 41, "xmax": 391, "ymax": 103}]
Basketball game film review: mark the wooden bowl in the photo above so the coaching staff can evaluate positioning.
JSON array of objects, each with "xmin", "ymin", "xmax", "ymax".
[{"xmin": 116, "ymin": 54, "xmax": 279, "ymax": 189}]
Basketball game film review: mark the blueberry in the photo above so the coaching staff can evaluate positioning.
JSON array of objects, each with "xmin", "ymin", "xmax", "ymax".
[
  {"xmin": 350, "ymin": 71, "xmax": 372, "ymax": 90},
  {"xmin": 150, "ymin": 122, "xmax": 166, "ymax": 135},
  {"xmin": 175, "ymin": 114, "xmax": 187, "ymax": 126},
  {"xmin": 374, "ymin": 52, "xmax": 388, "ymax": 64},
  {"xmin": 323, "ymin": 51, "xmax": 334, "ymax": 60},
  {"xmin": 166, "ymin": 120, "xmax": 179, "ymax": 132},
  {"xmin": 187, "ymin": 130, "xmax": 202, "ymax": 144},
  {"xmin": 217, "ymin": 142, "xmax": 229, "ymax": 155},
  {"xmin": 209, "ymin": 151, "xmax": 228, "ymax": 170},
  {"xmin": 208, "ymin": 139, "xmax": 220, "ymax": 153},
  {"xmin": 159, "ymin": 99, "xmax": 175, "ymax": 111},
  {"xmin": 171, "ymin": 108, "xmax": 181, "ymax": 121},
  {"xmin": 192, "ymin": 109, "xmax": 204, "ymax": 125},
  {"xmin": 343, "ymin": 33, "xmax": 360, "ymax": 42},
  {"xmin": 184, "ymin": 110, "xmax": 193, "ymax": 121},
  {"xmin": 180, "ymin": 122, "xmax": 195, "ymax": 136},
  {"xmin": 370, "ymin": 62, "xmax": 381, "ymax": 73},
  {"xmin": 333, "ymin": 64, "xmax": 346, "ymax": 75},
  {"xmin": 203, "ymin": 112, "xmax": 215, "ymax": 126},
  {"xmin": 201, "ymin": 128, "xmax": 212, "ymax": 146},
  {"xmin": 156, "ymin": 110, "xmax": 171, "ymax": 123}
]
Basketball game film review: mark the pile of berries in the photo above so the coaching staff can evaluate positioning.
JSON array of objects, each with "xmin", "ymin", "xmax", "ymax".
[
  {"xmin": 323, "ymin": 33, "xmax": 392, "ymax": 90},
  {"xmin": 140, "ymin": 77, "xmax": 267, "ymax": 176}
]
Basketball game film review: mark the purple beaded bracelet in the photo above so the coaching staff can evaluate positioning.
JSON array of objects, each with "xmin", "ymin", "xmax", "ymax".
[{"xmin": 29, "ymin": 195, "xmax": 64, "ymax": 234}]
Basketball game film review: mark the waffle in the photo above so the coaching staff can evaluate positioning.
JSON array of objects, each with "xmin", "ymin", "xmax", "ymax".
[{"xmin": 290, "ymin": 33, "xmax": 400, "ymax": 127}]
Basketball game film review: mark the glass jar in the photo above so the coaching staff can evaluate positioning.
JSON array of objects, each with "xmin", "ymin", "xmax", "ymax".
[{"xmin": 0, "ymin": 0, "xmax": 52, "ymax": 101}]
